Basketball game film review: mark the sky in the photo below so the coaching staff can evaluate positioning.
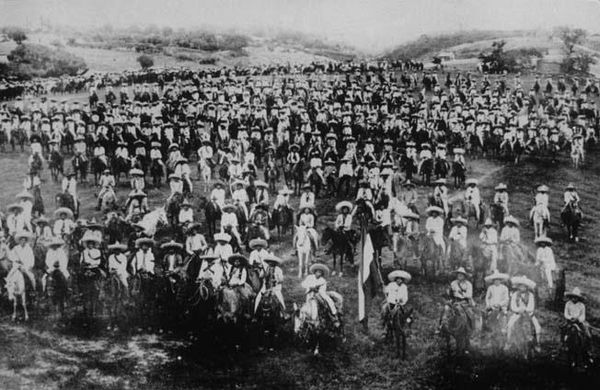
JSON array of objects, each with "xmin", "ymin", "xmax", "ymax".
[{"xmin": 2, "ymin": 0, "xmax": 600, "ymax": 52}]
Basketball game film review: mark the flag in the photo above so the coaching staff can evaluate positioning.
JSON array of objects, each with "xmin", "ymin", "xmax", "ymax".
[{"xmin": 358, "ymin": 230, "xmax": 382, "ymax": 322}]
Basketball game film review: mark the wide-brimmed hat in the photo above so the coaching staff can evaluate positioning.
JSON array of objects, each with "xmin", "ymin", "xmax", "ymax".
[
  {"xmin": 434, "ymin": 178, "xmax": 446, "ymax": 185},
  {"xmin": 168, "ymin": 173, "xmax": 182, "ymax": 181},
  {"xmin": 15, "ymin": 231, "xmax": 33, "ymax": 240},
  {"xmin": 135, "ymin": 237, "xmax": 155, "ymax": 248},
  {"xmin": 35, "ymin": 216, "xmax": 49, "ymax": 225},
  {"xmin": 483, "ymin": 218, "xmax": 494, "ymax": 227},
  {"xmin": 503, "ymin": 215, "xmax": 519, "ymax": 226},
  {"xmin": 465, "ymin": 178, "xmax": 478, "ymax": 186},
  {"xmin": 534, "ymin": 236, "xmax": 552, "ymax": 246},
  {"xmin": 263, "ymin": 254, "xmax": 283, "ymax": 265},
  {"xmin": 107, "ymin": 241, "xmax": 127, "ymax": 251},
  {"xmin": 484, "ymin": 270, "xmax": 509, "ymax": 283},
  {"xmin": 214, "ymin": 232, "xmax": 231, "ymax": 242},
  {"xmin": 302, "ymin": 183, "xmax": 312, "ymax": 190},
  {"xmin": 403, "ymin": 180, "xmax": 415, "ymax": 188},
  {"xmin": 228, "ymin": 254, "xmax": 248, "ymax": 266},
  {"xmin": 566, "ymin": 183, "xmax": 575, "ymax": 190},
  {"xmin": 494, "ymin": 183, "xmax": 507, "ymax": 191},
  {"xmin": 81, "ymin": 231, "xmax": 101, "ymax": 245},
  {"xmin": 565, "ymin": 287, "xmax": 584, "ymax": 301},
  {"xmin": 199, "ymin": 254, "xmax": 219, "ymax": 262},
  {"xmin": 213, "ymin": 181, "xmax": 225, "ymax": 188},
  {"xmin": 129, "ymin": 168, "xmax": 144, "ymax": 176},
  {"xmin": 511, "ymin": 275, "xmax": 536, "ymax": 290},
  {"xmin": 451, "ymin": 216, "xmax": 467, "ymax": 225},
  {"xmin": 47, "ymin": 236, "xmax": 65, "ymax": 247},
  {"xmin": 254, "ymin": 180, "xmax": 268, "ymax": 188},
  {"xmin": 249, "ymin": 238, "xmax": 268, "ymax": 250},
  {"xmin": 537, "ymin": 185, "xmax": 549, "ymax": 192},
  {"xmin": 222, "ymin": 203, "xmax": 236, "ymax": 213},
  {"xmin": 453, "ymin": 148, "xmax": 465, "ymax": 154},
  {"xmin": 453, "ymin": 267, "xmax": 470, "ymax": 277},
  {"xmin": 388, "ymin": 270, "xmax": 412, "ymax": 282},
  {"xmin": 128, "ymin": 189, "xmax": 147, "ymax": 199},
  {"xmin": 54, "ymin": 207, "xmax": 74, "ymax": 218},
  {"xmin": 7, "ymin": 203, "xmax": 24, "ymax": 213},
  {"xmin": 278, "ymin": 188, "xmax": 293, "ymax": 195},
  {"xmin": 309, "ymin": 263, "xmax": 330, "ymax": 276},
  {"xmin": 400, "ymin": 210, "xmax": 420, "ymax": 220},
  {"xmin": 336, "ymin": 201, "xmax": 353, "ymax": 212},
  {"xmin": 426, "ymin": 206, "xmax": 444, "ymax": 215},
  {"xmin": 15, "ymin": 190, "xmax": 34, "ymax": 200},
  {"xmin": 160, "ymin": 240, "xmax": 183, "ymax": 250},
  {"xmin": 180, "ymin": 199, "xmax": 192, "ymax": 208}
]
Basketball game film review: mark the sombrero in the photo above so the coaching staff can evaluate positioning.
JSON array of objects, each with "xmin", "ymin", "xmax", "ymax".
[
  {"xmin": 453, "ymin": 267, "xmax": 470, "ymax": 277},
  {"xmin": 35, "ymin": 216, "xmax": 49, "ymax": 225},
  {"xmin": 534, "ymin": 236, "xmax": 552, "ymax": 246},
  {"xmin": 128, "ymin": 189, "xmax": 147, "ymax": 199},
  {"xmin": 151, "ymin": 141, "xmax": 161, "ymax": 148},
  {"xmin": 15, "ymin": 190, "xmax": 34, "ymax": 200},
  {"xmin": 263, "ymin": 254, "xmax": 283, "ymax": 265},
  {"xmin": 168, "ymin": 173, "xmax": 182, "ymax": 181},
  {"xmin": 403, "ymin": 180, "xmax": 416, "ymax": 188},
  {"xmin": 434, "ymin": 178, "xmax": 446, "ymax": 185},
  {"xmin": 494, "ymin": 183, "xmax": 507, "ymax": 191},
  {"xmin": 451, "ymin": 216, "xmax": 467, "ymax": 225},
  {"xmin": 483, "ymin": 218, "xmax": 494, "ymax": 226},
  {"xmin": 484, "ymin": 270, "xmax": 509, "ymax": 283},
  {"xmin": 426, "ymin": 206, "xmax": 444, "ymax": 214},
  {"xmin": 199, "ymin": 254, "xmax": 219, "ymax": 262},
  {"xmin": 7, "ymin": 203, "xmax": 24, "ymax": 213},
  {"xmin": 335, "ymin": 201, "xmax": 353, "ymax": 212},
  {"xmin": 160, "ymin": 240, "xmax": 183, "ymax": 250},
  {"xmin": 168, "ymin": 143, "xmax": 180, "ymax": 150},
  {"xmin": 213, "ymin": 181, "xmax": 224, "ymax": 187},
  {"xmin": 232, "ymin": 179, "xmax": 245, "ymax": 188},
  {"xmin": 249, "ymin": 238, "xmax": 267, "ymax": 250},
  {"xmin": 254, "ymin": 180, "xmax": 268, "ymax": 188},
  {"xmin": 566, "ymin": 183, "xmax": 575, "ymax": 190},
  {"xmin": 453, "ymin": 148, "xmax": 465, "ymax": 154},
  {"xmin": 511, "ymin": 275, "xmax": 536, "ymax": 290},
  {"xmin": 222, "ymin": 203, "xmax": 236, "ymax": 212},
  {"xmin": 564, "ymin": 287, "xmax": 584, "ymax": 301},
  {"xmin": 47, "ymin": 237, "xmax": 65, "ymax": 247},
  {"xmin": 228, "ymin": 254, "xmax": 248, "ymax": 266},
  {"xmin": 465, "ymin": 178, "xmax": 479, "ymax": 186},
  {"xmin": 180, "ymin": 199, "xmax": 192, "ymax": 208},
  {"xmin": 15, "ymin": 231, "xmax": 33, "ymax": 240},
  {"xmin": 301, "ymin": 183, "xmax": 312, "ymax": 190},
  {"xmin": 503, "ymin": 215, "xmax": 519, "ymax": 226},
  {"xmin": 135, "ymin": 237, "xmax": 155, "ymax": 248},
  {"xmin": 129, "ymin": 168, "xmax": 144, "ymax": 176},
  {"xmin": 54, "ymin": 207, "xmax": 73, "ymax": 218},
  {"xmin": 80, "ymin": 231, "xmax": 101, "ymax": 245},
  {"xmin": 537, "ymin": 185, "xmax": 549, "ymax": 192},
  {"xmin": 278, "ymin": 188, "xmax": 293, "ymax": 195},
  {"xmin": 107, "ymin": 241, "xmax": 128, "ymax": 251},
  {"xmin": 214, "ymin": 232, "xmax": 231, "ymax": 242},
  {"xmin": 388, "ymin": 270, "xmax": 412, "ymax": 282},
  {"xmin": 309, "ymin": 263, "xmax": 330, "ymax": 277}
]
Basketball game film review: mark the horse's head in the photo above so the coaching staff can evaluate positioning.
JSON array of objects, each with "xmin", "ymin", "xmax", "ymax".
[{"xmin": 216, "ymin": 287, "xmax": 241, "ymax": 324}]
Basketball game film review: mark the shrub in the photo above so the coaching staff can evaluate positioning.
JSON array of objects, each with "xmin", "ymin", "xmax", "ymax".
[
  {"xmin": 137, "ymin": 54, "xmax": 154, "ymax": 69},
  {"xmin": 7, "ymin": 43, "xmax": 87, "ymax": 78},
  {"xmin": 3, "ymin": 27, "xmax": 27, "ymax": 44}
]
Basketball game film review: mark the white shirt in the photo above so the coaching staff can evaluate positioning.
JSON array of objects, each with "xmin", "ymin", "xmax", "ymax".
[
  {"xmin": 133, "ymin": 249, "xmax": 155, "ymax": 274},
  {"xmin": 385, "ymin": 282, "xmax": 408, "ymax": 305},
  {"xmin": 10, "ymin": 244, "xmax": 35, "ymax": 269},
  {"xmin": 425, "ymin": 216, "xmax": 444, "ymax": 235},
  {"xmin": 485, "ymin": 283, "xmax": 509, "ymax": 308},
  {"xmin": 221, "ymin": 212, "xmax": 238, "ymax": 228}
]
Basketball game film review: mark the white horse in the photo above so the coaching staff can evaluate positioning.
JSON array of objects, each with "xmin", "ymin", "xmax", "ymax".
[
  {"xmin": 571, "ymin": 143, "xmax": 585, "ymax": 169},
  {"xmin": 197, "ymin": 158, "xmax": 212, "ymax": 193},
  {"xmin": 529, "ymin": 204, "xmax": 550, "ymax": 239},
  {"xmin": 293, "ymin": 225, "xmax": 317, "ymax": 278},
  {"xmin": 137, "ymin": 207, "xmax": 168, "ymax": 237},
  {"xmin": 6, "ymin": 267, "xmax": 29, "ymax": 321}
]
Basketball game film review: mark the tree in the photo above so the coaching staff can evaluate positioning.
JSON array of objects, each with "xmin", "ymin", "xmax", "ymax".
[
  {"xmin": 5, "ymin": 27, "xmax": 27, "ymax": 44},
  {"xmin": 137, "ymin": 54, "xmax": 154, "ymax": 69},
  {"xmin": 7, "ymin": 43, "xmax": 87, "ymax": 78},
  {"xmin": 557, "ymin": 27, "xmax": 587, "ymax": 56},
  {"xmin": 556, "ymin": 27, "xmax": 596, "ymax": 74},
  {"xmin": 478, "ymin": 40, "xmax": 516, "ymax": 73}
]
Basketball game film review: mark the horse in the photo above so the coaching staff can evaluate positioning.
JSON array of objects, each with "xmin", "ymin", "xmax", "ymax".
[
  {"xmin": 49, "ymin": 150, "xmax": 64, "ymax": 182},
  {"xmin": 150, "ymin": 159, "xmax": 165, "ymax": 188},
  {"xmin": 10, "ymin": 128, "xmax": 26, "ymax": 152},
  {"xmin": 91, "ymin": 156, "xmax": 109, "ymax": 185},
  {"xmin": 129, "ymin": 270, "xmax": 158, "ymax": 324},
  {"xmin": 56, "ymin": 191, "xmax": 79, "ymax": 219},
  {"xmin": 165, "ymin": 192, "xmax": 184, "ymax": 227},
  {"xmin": 196, "ymin": 158, "xmax": 211, "ymax": 193},
  {"xmin": 563, "ymin": 320, "xmax": 589, "ymax": 369},
  {"xmin": 570, "ymin": 144, "xmax": 584, "ymax": 169},
  {"xmin": 286, "ymin": 161, "xmax": 304, "ymax": 195},
  {"xmin": 271, "ymin": 206, "xmax": 293, "ymax": 237},
  {"xmin": 419, "ymin": 158, "xmax": 434, "ymax": 185},
  {"xmin": 104, "ymin": 213, "xmax": 133, "ymax": 244},
  {"xmin": 499, "ymin": 242, "xmax": 524, "ymax": 274},
  {"xmin": 451, "ymin": 162, "xmax": 466, "ymax": 188},
  {"xmin": 321, "ymin": 227, "xmax": 357, "ymax": 277},
  {"xmin": 255, "ymin": 290, "xmax": 284, "ymax": 349},
  {"xmin": 292, "ymin": 291, "xmax": 344, "ymax": 355},
  {"xmin": 529, "ymin": 204, "xmax": 549, "ymax": 239},
  {"xmin": 215, "ymin": 286, "xmax": 246, "ymax": 326},
  {"xmin": 264, "ymin": 164, "xmax": 279, "ymax": 194},
  {"xmin": 137, "ymin": 207, "xmax": 169, "ymax": 238},
  {"xmin": 29, "ymin": 153, "xmax": 43, "ymax": 176},
  {"xmin": 98, "ymin": 188, "xmax": 118, "ymax": 213},
  {"xmin": 447, "ymin": 240, "xmax": 469, "ymax": 271},
  {"xmin": 485, "ymin": 308, "xmax": 508, "ymax": 352},
  {"xmin": 506, "ymin": 313, "xmax": 535, "ymax": 359},
  {"xmin": 385, "ymin": 306, "xmax": 414, "ymax": 359},
  {"xmin": 400, "ymin": 155, "xmax": 417, "ymax": 182},
  {"xmin": 369, "ymin": 225, "xmax": 390, "ymax": 271},
  {"xmin": 197, "ymin": 197, "xmax": 221, "ymax": 240},
  {"xmin": 45, "ymin": 266, "xmax": 68, "ymax": 318},
  {"xmin": 5, "ymin": 268, "xmax": 29, "ymax": 321},
  {"xmin": 293, "ymin": 225, "xmax": 317, "ymax": 278},
  {"xmin": 104, "ymin": 270, "xmax": 127, "ymax": 327},
  {"xmin": 434, "ymin": 158, "xmax": 450, "ymax": 179},
  {"xmin": 439, "ymin": 302, "xmax": 473, "ymax": 355},
  {"xmin": 465, "ymin": 200, "xmax": 484, "ymax": 227},
  {"xmin": 489, "ymin": 203, "xmax": 505, "ymax": 230},
  {"xmin": 71, "ymin": 155, "xmax": 88, "ymax": 183},
  {"xmin": 77, "ymin": 267, "xmax": 104, "ymax": 319},
  {"xmin": 112, "ymin": 156, "xmax": 131, "ymax": 185},
  {"xmin": 561, "ymin": 202, "xmax": 582, "ymax": 242},
  {"xmin": 31, "ymin": 185, "xmax": 44, "ymax": 217},
  {"xmin": 417, "ymin": 233, "xmax": 445, "ymax": 278}
]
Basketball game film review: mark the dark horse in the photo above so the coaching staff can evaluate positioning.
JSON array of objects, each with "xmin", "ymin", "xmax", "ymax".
[
  {"xmin": 451, "ymin": 161, "xmax": 466, "ymax": 188},
  {"xmin": 91, "ymin": 157, "xmax": 109, "ymax": 185},
  {"xmin": 271, "ymin": 206, "xmax": 293, "ymax": 237},
  {"xmin": 49, "ymin": 150, "xmax": 64, "ymax": 182},
  {"xmin": 439, "ymin": 302, "xmax": 473, "ymax": 355},
  {"xmin": 56, "ymin": 192, "xmax": 79, "ymax": 219},
  {"xmin": 255, "ymin": 290, "xmax": 285, "ymax": 349},
  {"xmin": 321, "ymin": 227, "xmax": 358, "ymax": 275},
  {"xmin": 419, "ymin": 158, "xmax": 434, "ymax": 185},
  {"xmin": 563, "ymin": 320, "xmax": 590, "ymax": 369},
  {"xmin": 385, "ymin": 306, "xmax": 414, "ymax": 359},
  {"xmin": 434, "ymin": 158, "xmax": 450, "ymax": 179},
  {"xmin": 561, "ymin": 202, "xmax": 582, "ymax": 242},
  {"xmin": 489, "ymin": 203, "xmax": 505, "ymax": 230},
  {"xmin": 198, "ymin": 196, "xmax": 221, "ymax": 240},
  {"xmin": 285, "ymin": 161, "xmax": 304, "ymax": 195},
  {"xmin": 45, "ymin": 266, "xmax": 68, "ymax": 318},
  {"xmin": 71, "ymin": 155, "xmax": 88, "ymax": 183}
]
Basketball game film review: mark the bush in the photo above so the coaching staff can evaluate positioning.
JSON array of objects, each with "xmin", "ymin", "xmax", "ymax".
[
  {"xmin": 7, "ymin": 44, "xmax": 87, "ymax": 78},
  {"xmin": 137, "ymin": 54, "xmax": 154, "ymax": 69},
  {"xmin": 198, "ymin": 57, "xmax": 217, "ymax": 65},
  {"xmin": 3, "ymin": 27, "xmax": 27, "ymax": 44}
]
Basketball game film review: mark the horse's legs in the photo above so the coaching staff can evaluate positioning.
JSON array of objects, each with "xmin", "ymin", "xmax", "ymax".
[
  {"xmin": 22, "ymin": 294, "xmax": 29, "ymax": 321},
  {"xmin": 298, "ymin": 252, "xmax": 303, "ymax": 278},
  {"xmin": 12, "ymin": 298, "xmax": 17, "ymax": 321}
]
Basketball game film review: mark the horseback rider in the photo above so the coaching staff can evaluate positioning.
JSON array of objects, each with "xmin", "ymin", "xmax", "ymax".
[
  {"xmin": 232, "ymin": 180, "xmax": 249, "ymax": 219},
  {"xmin": 535, "ymin": 184, "xmax": 549, "ymax": 208},
  {"xmin": 34, "ymin": 217, "xmax": 53, "ymax": 246},
  {"xmin": 493, "ymin": 183, "xmax": 509, "ymax": 216},
  {"xmin": 425, "ymin": 206, "xmax": 446, "ymax": 255},
  {"xmin": 382, "ymin": 270, "xmax": 410, "ymax": 324},
  {"xmin": 107, "ymin": 242, "xmax": 129, "ymax": 291},
  {"xmin": 454, "ymin": 147, "xmax": 465, "ymax": 168},
  {"xmin": 480, "ymin": 218, "xmax": 499, "ymax": 272},
  {"xmin": 465, "ymin": 178, "xmax": 482, "ymax": 221},
  {"xmin": 298, "ymin": 183, "xmax": 315, "ymax": 220},
  {"xmin": 302, "ymin": 263, "xmax": 340, "ymax": 326},
  {"xmin": 227, "ymin": 254, "xmax": 254, "ymax": 314},
  {"xmin": 93, "ymin": 141, "xmax": 108, "ymax": 168},
  {"xmin": 166, "ymin": 174, "xmax": 183, "ymax": 204},
  {"xmin": 23, "ymin": 168, "xmax": 41, "ymax": 192},
  {"xmin": 438, "ymin": 267, "xmax": 475, "ymax": 333},
  {"xmin": 45, "ymin": 237, "xmax": 69, "ymax": 280},
  {"xmin": 299, "ymin": 206, "xmax": 319, "ymax": 252},
  {"xmin": 178, "ymin": 199, "xmax": 194, "ymax": 227},
  {"xmin": 8, "ymin": 231, "xmax": 37, "ymax": 289},
  {"xmin": 53, "ymin": 207, "xmax": 75, "ymax": 239},
  {"xmin": 562, "ymin": 183, "xmax": 580, "ymax": 213},
  {"xmin": 448, "ymin": 216, "xmax": 468, "ymax": 258},
  {"xmin": 506, "ymin": 276, "xmax": 542, "ymax": 351},
  {"xmin": 150, "ymin": 141, "xmax": 166, "ymax": 177},
  {"xmin": 254, "ymin": 180, "xmax": 269, "ymax": 206},
  {"xmin": 130, "ymin": 168, "xmax": 145, "ymax": 191},
  {"xmin": 96, "ymin": 169, "xmax": 116, "ymax": 211},
  {"xmin": 221, "ymin": 203, "xmax": 242, "ymax": 245},
  {"xmin": 185, "ymin": 223, "xmax": 208, "ymax": 258},
  {"xmin": 306, "ymin": 141, "xmax": 325, "ymax": 185},
  {"xmin": 132, "ymin": 238, "xmax": 155, "ymax": 276},
  {"xmin": 197, "ymin": 254, "xmax": 224, "ymax": 289},
  {"xmin": 433, "ymin": 178, "xmax": 449, "ymax": 215},
  {"xmin": 125, "ymin": 190, "xmax": 148, "ymax": 222},
  {"xmin": 401, "ymin": 181, "xmax": 418, "ymax": 214},
  {"xmin": 61, "ymin": 171, "xmax": 78, "ymax": 211},
  {"xmin": 484, "ymin": 271, "xmax": 510, "ymax": 312},
  {"xmin": 563, "ymin": 287, "xmax": 592, "ymax": 347},
  {"xmin": 334, "ymin": 201, "xmax": 353, "ymax": 238},
  {"xmin": 80, "ymin": 232, "xmax": 105, "ymax": 279},
  {"xmin": 16, "ymin": 190, "xmax": 34, "ymax": 225},
  {"xmin": 7, "ymin": 204, "xmax": 30, "ymax": 237},
  {"xmin": 273, "ymin": 187, "xmax": 292, "ymax": 212},
  {"xmin": 417, "ymin": 143, "xmax": 433, "ymax": 174},
  {"xmin": 355, "ymin": 180, "xmax": 376, "ymax": 218},
  {"xmin": 210, "ymin": 181, "xmax": 226, "ymax": 212},
  {"xmin": 534, "ymin": 237, "xmax": 556, "ymax": 289},
  {"xmin": 254, "ymin": 254, "xmax": 285, "ymax": 314},
  {"xmin": 212, "ymin": 232, "xmax": 233, "ymax": 262},
  {"xmin": 175, "ymin": 157, "xmax": 193, "ymax": 194}
]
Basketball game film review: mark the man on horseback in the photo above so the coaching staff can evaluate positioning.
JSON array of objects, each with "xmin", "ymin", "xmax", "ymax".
[
  {"xmin": 132, "ymin": 238, "xmax": 155, "ymax": 275},
  {"xmin": 301, "ymin": 263, "xmax": 340, "ymax": 327},
  {"xmin": 45, "ymin": 237, "xmax": 70, "ymax": 280},
  {"xmin": 334, "ymin": 201, "xmax": 353, "ymax": 239},
  {"xmin": 493, "ymin": 183, "xmax": 509, "ymax": 216},
  {"xmin": 534, "ymin": 237, "xmax": 556, "ymax": 288},
  {"xmin": 447, "ymin": 217, "xmax": 468, "ymax": 263},
  {"xmin": 150, "ymin": 142, "xmax": 166, "ymax": 179},
  {"xmin": 96, "ymin": 169, "xmax": 116, "ymax": 211},
  {"xmin": 433, "ymin": 179, "xmax": 449, "ymax": 215},
  {"xmin": 130, "ymin": 168, "xmax": 145, "ymax": 191},
  {"xmin": 563, "ymin": 287, "xmax": 592, "ymax": 347},
  {"xmin": 107, "ymin": 242, "xmax": 129, "ymax": 291},
  {"xmin": 80, "ymin": 232, "xmax": 105, "ymax": 279},
  {"xmin": 465, "ymin": 178, "xmax": 482, "ymax": 222},
  {"xmin": 8, "ymin": 231, "xmax": 36, "ymax": 289},
  {"xmin": 484, "ymin": 271, "xmax": 510, "ymax": 312},
  {"xmin": 438, "ymin": 267, "xmax": 475, "ymax": 333},
  {"xmin": 254, "ymin": 254, "xmax": 285, "ymax": 314},
  {"xmin": 61, "ymin": 171, "xmax": 78, "ymax": 212},
  {"xmin": 226, "ymin": 254, "xmax": 254, "ymax": 316},
  {"xmin": 299, "ymin": 184, "xmax": 315, "ymax": 216},
  {"xmin": 382, "ymin": 270, "xmax": 410, "ymax": 324},
  {"xmin": 210, "ymin": 181, "xmax": 226, "ymax": 212},
  {"xmin": 299, "ymin": 206, "xmax": 319, "ymax": 252},
  {"xmin": 175, "ymin": 158, "xmax": 193, "ymax": 194},
  {"xmin": 506, "ymin": 276, "xmax": 542, "ymax": 351},
  {"xmin": 125, "ymin": 190, "xmax": 148, "ymax": 222},
  {"xmin": 562, "ymin": 183, "xmax": 581, "ymax": 215},
  {"xmin": 178, "ymin": 199, "xmax": 194, "ymax": 227},
  {"xmin": 425, "ymin": 206, "xmax": 446, "ymax": 256},
  {"xmin": 221, "ymin": 204, "xmax": 243, "ymax": 245},
  {"xmin": 213, "ymin": 232, "xmax": 233, "ymax": 262},
  {"xmin": 355, "ymin": 181, "xmax": 376, "ymax": 218},
  {"xmin": 417, "ymin": 143, "xmax": 433, "ymax": 175},
  {"xmin": 480, "ymin": 218, "xmax": 499, "ymax": 272},
  {"xmin": 185, "ymin": 223, "xmax": 208, "ymax": 258},
  {"xmin": 232, "ymin": 181, "xmax": 249, "ymax": 220},
  {"xmin": 274, "ymin": 187, "xmax": 292, "ymax": 212},
  {"xmin": 53, "ymin": 208, "xmax": 75, "ymax": 240},
  {"xmin": 197, "ymin": 254, "xmax": 225, "ymax": 289}
]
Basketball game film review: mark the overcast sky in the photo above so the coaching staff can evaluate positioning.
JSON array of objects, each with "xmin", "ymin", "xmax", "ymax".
[{"xmin": 2, "ymin": 0, "xmax": 600, "ymax": 52}]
